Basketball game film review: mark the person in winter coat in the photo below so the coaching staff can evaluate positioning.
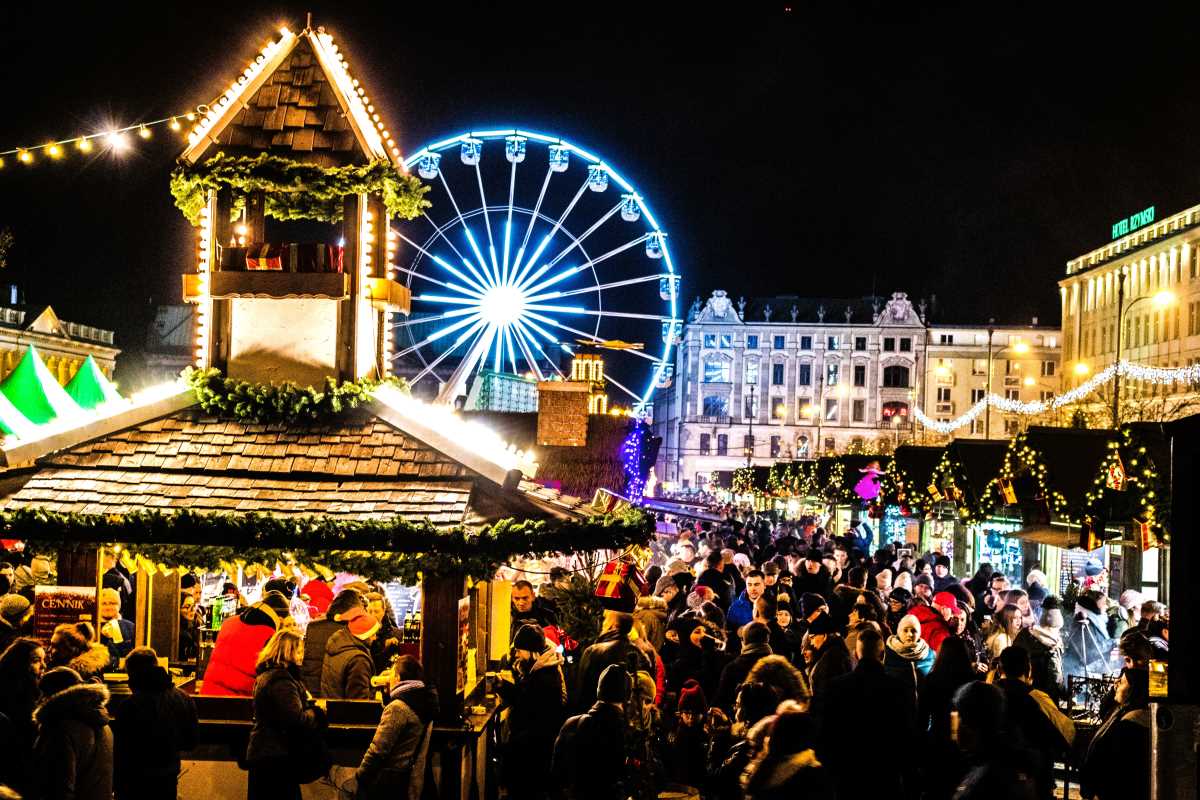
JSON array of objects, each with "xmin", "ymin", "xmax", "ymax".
[
  {"xmin": 910, "ymin": 591, "xmax": 956, "ymax": 654},
  {"xmin": 202, "ymin": 591, "xmax": 291, "ymax": 696},
  {"xmin": 573, "ymin": 611, "xmax": 651, "ymax": 711},
  {"xmin": 495, "ymin": 625, "xmax": 566, "ymax": 800},
  {"xmin": 633, "ymin": 594, "xmax": 669, "ymax": 651},
  {"xmin": 715, "ymin": 622, "xmax": 773, "ymax": 711},
  {"xmin": 773, "ymin": 603, "xmax": 803, "ymax": 665},
  {"xmin": 0, "ymin": 595, "xmax": 33, "ymax": 657},
  {"xmin": 552, "ymin": 664, "xmax": 631, "ymax": 800},
  {"xmin": 726, "ymin": 570, "xmax": 766, "ymax": 631},
  {"xmin": 883, "ymin": 613, "xmax": 935, "ymax": 702},
  {"xmin": 32, "ymin": 667, "xmax": 114, "ymax": 800},
  {"xmin": 321, "ymin": 607, "xmax": 380, "ymax": 700},
  {"xmin": 885, "ymin": 586, "xmax": 912, "ymax": 632},
  {"xmin": 816, "ymin": 628, "xmax": 918, "ymax": 797},
  {"xmin": 994, "ymin": 647, "xmax": 1075, "ymax": 800},
  {"xmin": 99, "ymin": 588, "xmax": 136, "ymax": 669},
  {"xmin": 805, "ymin": 613, "xmax": 851, "ymax": 699},
  {"xmin": 793, "ymin": 549, "xmax": 835, "ymax": 604},
  {"xmin": 696, "ymin": 550, "xmax": 733, "ymax": 610},
  {"xmin": 112, "ymin": 647, "xmax": 199, "ymax": 800},
  {"xmin": 354, "ymin": 656, "xmax": 439, "ymax": 800},
  {"xmin": 1080, "ymin": 667, "xmax": 1151, "ymax": 800},
  {"xmin": 740, "ymin": 707, "xmax": 834, "ymax": 800},
  {"xmin": 301, "ymin": 588, "xmax": 362, "ymax": 696},
  {"xmin": 1014, "ymin": 596, "xmax": 1067, "ymax": 701},
  {"xmin": 1064, "ymin": 590, "xmax": 1116, "ymax": 679},
  {"xmin": 932, "ymin": 554, "xmax": 958, "ymax": 592},
  {"xmin": 667, "ymin": 680, "xmax": 709, "ymax": 790},
  {"xmin": 47, "ymin": 623, "xmax": 111, "ymax": 682},
  {"xmin": 919, "ymin": 637, "xmax": 977, "ymax": 800},
  {"xmin": 950, "ymin": 681, "xmax": 1038, "ymax": 800},
  {"xmin": 0, "ymin": 637, "xmax": 45, "ymax": 796},
  {"xmin": 665, "ymin": 614, "xmax": 727, "ymax": 701},
  {"xmin": 246, "ymin": 623, "xmax": 327, "ymax": 800},
  {"xmin": 705, "ymin": 682, "xmax": 780, "ymax": 800}
]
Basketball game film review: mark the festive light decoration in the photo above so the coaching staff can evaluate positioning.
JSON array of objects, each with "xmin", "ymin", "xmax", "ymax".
[
  {"xmin": 914, "ymin": 359, "xmax": 1200, "ymax": 433},
  {"xmin": 185, "ymin": 367, "xmax": 393, "ymax": 425},
  {"xmin": 620, "ymin": 424, "xmax": 648, "ymax": 503},
  {"xmin": 0, "ymin": 111, "xmax": 201, "ymax": 167}
]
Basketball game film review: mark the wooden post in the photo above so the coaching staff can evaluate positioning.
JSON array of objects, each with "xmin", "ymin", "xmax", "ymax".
[
  {"xmin": 337, "ymin": 194, "xmax": 363, "ymax": 380},
  {"xmin": 209, "ymin": 188, "xmax": 236, "ymax": 372},
  {"xmin": 420, "ymin": 573, "xmax": 465, "ymax": 722}
]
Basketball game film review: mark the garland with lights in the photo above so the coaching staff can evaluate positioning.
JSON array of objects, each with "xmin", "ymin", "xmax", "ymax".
[
  {"xmin": 0, "ymin": 109, "xmax": 202, "ymax": 169},
  {"xmin": 914, "ymin": 359, "xmax": 1200, "ymax": 434},
  {"xmin": 7, "ymin": 507, "xmax": 653, "ymax": 583},
  {"xmin": 170, "ymin": 152, "xmax": 430, "ymax": 226},
  {"xmin": 184, "ymin": 367, "xmax": 406, "ymax": 425},
  {"xmin": 732, "ymin": 467, "xmax": 756, "ymax": 496},
  {"xmin": 619, "ymin": 423, "xmax": 653, "ymax": 503}
]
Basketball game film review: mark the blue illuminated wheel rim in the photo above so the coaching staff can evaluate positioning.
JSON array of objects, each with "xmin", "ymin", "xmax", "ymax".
[{"xmin": 392, "ymin": 129, "xmax": 680, "ymax": 414}]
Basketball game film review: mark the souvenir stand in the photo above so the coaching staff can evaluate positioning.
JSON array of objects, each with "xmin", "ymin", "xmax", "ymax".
[
  {"xmin": 0, "ymin": 20, "xmax": 654, "ymax": 799},
  {"xmin": 924, "ymin": 438, "xmax": 1012, "ymax": 580}
]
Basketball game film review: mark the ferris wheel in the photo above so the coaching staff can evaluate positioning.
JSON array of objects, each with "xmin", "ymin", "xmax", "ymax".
[{"xmin": 391, "ymin": 129, "xmax": 680, "ymax": 414}]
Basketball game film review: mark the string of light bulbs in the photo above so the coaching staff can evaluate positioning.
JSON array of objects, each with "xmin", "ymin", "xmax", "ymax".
[
  {"xmin": 0, "ymin": 109, "xmax": 205, "ymax": 168},
  {"xmin": 914, "ymin": 359, "xmax": 1200, "ymax": 434}
]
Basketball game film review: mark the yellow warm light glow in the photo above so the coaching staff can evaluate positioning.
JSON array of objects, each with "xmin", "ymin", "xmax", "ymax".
[
  {"xmin": 17, "ymin": 150, "xmax": 32, "ymax": 164},
  {"xmin": 1011, "ymin": 341, "xmax": 1030, "ymax": 354},
  {"xmin": 1023, "ymin": 376, "xmax": 1035, "ymax": 386},
  {"xmin": 800, "ymin": 405, "xmax": 815, "ymax": 419},
  {"xmin": 46, "ymin": 144, "xmax": 62, "ymax": 159},
  {"xmin": 77, "ymin": 137, "xmax": 93, "ymax": 152},
  {"xmin": 934, "ymin": 365, "xmax": 950, "ymax": 378},
  {"xmin": 834, "ymin": 384, "xmax": 849, "ymax": 398},
  {"xmin": 1152, "ymin": 290, "xmax": 1177, "ymax": 308},
  {"xmin": 138, "ymin": 126, "xmax": 152, "ymax": 139},
  {"xmin": 1074, "ymin": 362, "xmax": 1090, "ymax": 376}
]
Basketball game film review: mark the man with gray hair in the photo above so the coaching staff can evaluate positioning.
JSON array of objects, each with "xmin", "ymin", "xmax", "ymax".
[{"xmin": 99, "ymin": 586, "xmax": 135, "ymax": 668}]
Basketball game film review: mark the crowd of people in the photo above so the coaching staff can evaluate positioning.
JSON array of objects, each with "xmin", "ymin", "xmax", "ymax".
[{"xmin": 512, "ymin": 512, "xmax": 1169, "ymax": 800}]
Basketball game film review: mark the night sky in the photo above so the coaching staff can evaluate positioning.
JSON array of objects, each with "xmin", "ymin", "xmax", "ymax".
[{"xmin": 3, "ymin": 3, "xmax": 1200, "ymax": 384}]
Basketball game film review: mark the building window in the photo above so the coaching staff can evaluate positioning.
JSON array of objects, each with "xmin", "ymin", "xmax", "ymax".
[
  {"xmin": 883, "ymin": 337, "xmax": 896, "ymax": 352},
  {"xmin": 972, "ymin": 359, "xmax": 986, "ymax": 376},
  {"xmin": 853, "ymin": 364, "xmax": 866, "ymax": 386},
  {"xmin": 744, "ymin": 359, "xmax": 759, "ymax": 385},
  {"xmin": 1041, "ymin": 360, "xmax": 1056, "ymax": 377},
  {"xmin": 797, "ymin": 435, "xmax": 810, "ymax": 457},
  {"xmin": 971, "ymin": 388, "xmax": 985, "ymax": 404},
  {"xmin": 719, "ymin": 333, "xmax": 733, "ymax": 349},
  {"xmin": 899, "ymin": 337, "xmax": 912, "ymax": 352},
  {"xmin": 854, "ymin": 336, "xmax": 867, "ymax": 351},
  {"xmin": 746, "ymin": 334, "xmax": 759, "ymax": 349},
  {"xmin": 852, "ymin": 399, "xmax": 865, "ymax": 422},
  {"xmin": 824, "ymin": 436, "xmax": 836, "ymax": 453},
  {"xmin": 702, "ymin": 395, "xmax": 728, "ymax": 418},
  {"xmin": 770, "ymin": 435, "xmax": 781, "ymax": 458},
  {"xmin": 771, "ymin": 363, "xmax": 785, "ymax": 385},
  {"xmin": 824, "ymin": 398, "xmax": 838, "ymax": 421},
  {"xmin": 939, "ymin": 334, "xmax": 954, "ymax": 344},
  {"xmin": 744, "ymin": 394, "xmax": 758, "ymax": 419},
  {"xmin": 800, "ymin": 335, "xmax": 813, "ymax": 350},
  {"xmin": 881, "ymin": 401, "xmax": 908, "ymax": 421},
  {"xmin": 699, "ymin": 433, "xmax": 711, "ymax": 455},
  {"xmin": 1005, "ymin": 389, "xmax": 1019, "ymax": 401},
  {"xmin": 826, "ymin": 363, "xmax": 839, "ymax": 385},
  {"xmin": 798, "ymin": 398, "xmax": 813, "ymax": 420},
  {"xmin": 716, "ymin": 434, "xmax": 728, "ymax": 456},
  {"xmin": 703, "ymin": 357, "xmax": 731, "ymax": 383},
  {"xmin": 703, "ymin": 333, "xmax": 717, "ymax": 348},
  {"xmin": 882, "ymin": 365, "xmax": 910, "ymax": 388},
  {"xmin": 743, "ymin": 434, "xmax": 755, "ymax": 456},
  {"xmin": 770, "ymin": 396, "xmax": 786, "ymax": 420},
  {"xmin": 1040, "ymin": 390, "xmax": 1053, "ymax": 403},
  {"xmin": 970, "ymin": 418, "xmax": 984, "ymax": 435},
  {"xmin": 773, "ymin": 335, "xmax": 786, "ymax": 350},
  {"xmin": 1004, "ymin": 419, "xmax": 1019, "ymax": 435},
  {"xmin": 798, "ymin": 363, "xmax": 812, "ymax": 386},
  {"xmin": 827, "ymin": 335, "xmax": 840, "ymax": 350},
  {"xmin": 936, "ymin": 387, "xmax": 951, "ymax": 402}
]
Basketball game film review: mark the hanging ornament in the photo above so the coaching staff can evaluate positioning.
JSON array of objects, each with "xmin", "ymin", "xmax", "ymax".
[{"xmin": 1105, "ymin": 453, "xmax": 1128, "ymax": 491}]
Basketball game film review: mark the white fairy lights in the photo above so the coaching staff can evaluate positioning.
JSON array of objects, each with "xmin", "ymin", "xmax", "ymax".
[
  {"xmin": 915, "ymin": 359, "xmax": 1200, "ymax": 434},
  {"xmin": 194, "ymin": 196, "xmax": 215, "ymax": 366}
]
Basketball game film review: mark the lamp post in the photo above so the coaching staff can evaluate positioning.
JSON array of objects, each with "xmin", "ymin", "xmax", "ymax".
[
  {"xmin": 745, "ymin": 384, "xmax": 756, "ymax": 467},
  {"xmin": 1111, "ymin": 276, "xmax": 1177, "ymax": 427},
  {"xmin": 984, "ymin": 327, "xmax": 1029, "ymax": 439}
]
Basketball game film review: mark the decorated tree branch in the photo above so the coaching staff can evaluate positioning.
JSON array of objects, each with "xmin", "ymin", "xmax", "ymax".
[{"xmin": 183, "ymin": 367, "xmax": 406, "ymax": 425}]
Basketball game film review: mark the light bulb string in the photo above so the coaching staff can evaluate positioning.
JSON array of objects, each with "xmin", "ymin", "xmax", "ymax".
[
  {"xmin": 915, "ymin": 358, "xmax": 1200, "ymax": 433},
  {"xmin": 0, "ymin": 107, "xmax": 205, "ymax": 159}
]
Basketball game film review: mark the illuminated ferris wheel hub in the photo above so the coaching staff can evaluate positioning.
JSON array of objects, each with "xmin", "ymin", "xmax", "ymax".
[{"xmin": 392, "ymin": 129, "xmax": 681, "ymax": 413}]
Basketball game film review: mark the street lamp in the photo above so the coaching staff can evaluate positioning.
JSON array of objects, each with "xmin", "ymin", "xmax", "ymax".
[
  {"xmin": 985, "ymin": 329, "xmax": 1030, "ymax": 439},
  {"xmin": 1112, "ymin": 278, "xmax": 1176, "ymax": 427}
]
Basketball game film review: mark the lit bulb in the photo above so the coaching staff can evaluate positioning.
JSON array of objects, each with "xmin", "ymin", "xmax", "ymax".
[
  {"xmin": 186, "ymin": 112, "xmax": 197, "ymax": 121},
  {"xmin": 138, "ymin": 126, "xmax": 151, "ymax": 139},
  {"xmin": 169, "ymin": 117, "xmax": 181, "ymax": 132},
  {"xmin": 77, "ymin": 137, "xmax": 93, "ymax": 152},
  {"xmin": 46, "ymin": 144, "xmax": 63, "ymax": 159},
  {"xmin": 17, "ymin": 150, "xmax": 32, "ymax": 164}
]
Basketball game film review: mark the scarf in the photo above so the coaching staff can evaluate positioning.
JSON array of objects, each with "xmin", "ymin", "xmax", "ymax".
[
  {"xmin": 886, "ymin": 635, "xmax": 929, "ymax": 661},
  {"xmin": 1027, "ymin": 625, "xmax": 1063, "ymax": 652}
]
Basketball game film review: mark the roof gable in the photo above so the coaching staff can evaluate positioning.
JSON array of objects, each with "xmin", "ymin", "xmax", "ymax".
[
  {"xmin": 24, "ymin": 306, "xmax": 64, "ymax": 336},
  {"xmin": 182, "ymin": 26, "xmax": 399, "ymax": 167}
]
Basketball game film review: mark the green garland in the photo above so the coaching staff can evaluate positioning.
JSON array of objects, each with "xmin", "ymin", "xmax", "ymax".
[
  {"xmin": 183, "ymin": 367, "xmax": 406, "ymax": 425},
  {"xmin": 170, "ymin": 151, "xmax": 431, "ymax": 225},
  {"xmin": 4, "ymin": 507, "xmax": 653, "ymax": 583}
]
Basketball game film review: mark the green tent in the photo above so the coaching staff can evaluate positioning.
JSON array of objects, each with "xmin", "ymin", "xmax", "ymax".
[
  {"xmin": 0, "ymin": 345, "xmax": 84, "ymax": 425},
  {"xmin": 0, "ymin": 389, "xmax": 35, "ymax": 437},
  {"xmin": 65, "ymin": 355, "xmax": 123, "ymax": 410}
]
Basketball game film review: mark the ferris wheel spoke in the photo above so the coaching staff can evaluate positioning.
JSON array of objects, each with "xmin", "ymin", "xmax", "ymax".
[
  {"xmin": 393, "ymin": 231, "xmax": 487, "ymax": 295},
  {"xmin": 529, "ymin": 306, "xmax": 673, "ymax": 323},
  {"xmin": 541, "ymin": 201, "xmax": 623, "ymax": 272},
  {"xmin": 392, "ymin": 266, "xmax": 482, "ymax": 298},
  {"xmin": 474, "ymin": 163, "xmax": 501, "ymax": 279},
  {"xmin": 527, "ymin": 272, "xmax": 667, "ymax": 303},
  {"xmin": 512, "ymin": 319, "xmax": 561, "ymax": 379},
  {"xmin": 603, "ymin": 373, "xmax": 643, "ymax": 402},
  {"xmin": 503, "ymin": 159, "xmax": 518, "ymax": 285},
  {"xmin": 413, "ymin": 319, "xmax": 488, "ymax": 384},
  {"xmin": 510, "ymin": 176, "xmax": 590, "ymax": 288},
  {"xmin": 503, "ymin": 327, "xmax": 519, "ymax": 375},
  {"xmin": 510, "ymin": 323, "xmax": 547, "ymax": 381},
  {"xmin": 521, "ymin": 234, "xmax": 650, "ymax": 295},
  {"xmin": 438, "ymin": 171, "xmax": 493, "ymax": 287},
  {"xmin": 391, "ymin": 307, "xmax": 478, "ymax": 329},
  {"xmin": 421, "ymin": 212, "xmax": 472, "ymax": 269},
  {"xmin": 413, "ymin": 294, "xmax": 480, "ymax": 307},
  {"xmin": 513, "ymin": 166, "xmax": 554, "ymax": 281},
  {"xmin": 392, "ymin": 312, "xmax": 482, "ymax": 359}
]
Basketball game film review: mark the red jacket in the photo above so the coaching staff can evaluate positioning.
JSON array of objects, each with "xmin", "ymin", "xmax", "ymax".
[
  {"xmin": 200, "ymin": 617, "xmax": 275, "ymax": 696},
  {"xmin": 909, "ymin": 603, "xmax": 953, "ymax": 654}
]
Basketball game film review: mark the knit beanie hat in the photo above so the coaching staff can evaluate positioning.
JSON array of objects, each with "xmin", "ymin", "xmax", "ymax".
[
  {"xmin": 807, "ymin": 612, "xmax": 836, "ymax": 636},
  {"xmin": 805, "ymin": 548, "xmax": 824, "ymax": 562},
  {"xmin": 687, "ymin": 586, "xmax": 714, "ymax": 609},
  {"xmin": 654, "ymin": 574, "xmax": 677, "ymax": 597},
  {"xmin": 0, "ymin": 594, "xmax": 31, "ymax": 626},
  {"xmin": 932, "ymin": 591, "xmax": 959, "ymax": 610},
  {"xmin": 935, "ymin": 554, "xmax": 951, "ymax": 568},
  {"xmin": 914, "ymin": 574, "xmax": 934, "ymax": 589},
  {"xmin": 1083, "ymin": 559, "xmax": 1104, "ymax": 577},
  {"xmin": 678, "ymin": 678, "xmax": 708, "ymax": 714},
  {"xmin": 300, "ymin": 580, "xmax": 334, "ymax": 618},
  {"xmin": 260, "ymin": 590, "xmax": 292, "ymax": 619},
  {"xmin": 799, "ymin": 593, "xmax": 826, "ymax": 618},
  {"xmin": 596, "ymin": 664, "xmax": 631, "ymax": 703},
  {"xmin": 888, "ymin": 587, "xmax": 912, "ymax": 606},
  {"xmin": 39, "ymin": 666, "xmax": 83, "ymax": 698},
  {"xmin": 513, "ymin": 623, "xmax": 546, "ymax": 653},
  {"xmin": 341, "ymin": 607, "xmax": 381, "ymax": 641}
]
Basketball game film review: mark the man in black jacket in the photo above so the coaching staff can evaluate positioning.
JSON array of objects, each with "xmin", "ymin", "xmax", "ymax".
[
  {"xmin": 572, "ymin": 612, "xmax": 651, "ymax": 712},
  {"xmin": 994, "ymin": 646, "xmax": 1074, "ymax": 800},
  {"xmin": 113, "ymin": 647, "xmax": 199, "ymax": 800},
  {"xmin": 552, "ymin": 664, "xmax": 630, "ymax": 800},
  {"xmin": 815, "ymin": 628, "xmax": 917, "ymax": 798},
  {"xmin": 714, "ymin": 622, "xmax": 772, "ymax": 711},
  {"xmin": 696, "ymin": 550, "xmax": 733, "ymax": 611},
  {"xmin": 301, "ymin": 588, "xmax": 362, "ymax": 696},
  {"xmin": 792, "ymin": 549, "xmax": 834, "ymax": 604},
  {"xmin": 497, "ymin": 625, "xmax": 567, "ymax": 800}
]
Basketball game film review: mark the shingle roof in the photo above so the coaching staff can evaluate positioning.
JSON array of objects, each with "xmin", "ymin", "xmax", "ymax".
[
  {"xmin": 4, "ymin": 468, "xmax": 472, "ymax": 524},
  {"xmin": 44, "ymin": 407, "xmax": 472, "ymax": 480}
]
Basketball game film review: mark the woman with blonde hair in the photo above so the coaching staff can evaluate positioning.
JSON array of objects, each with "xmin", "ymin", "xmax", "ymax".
[
  {"xmin": 245, "ymin": 621, "xmax": 329, "ymax": 799},
  {"xmin": 984, "ymin": 603, "xmax": 1024, "ymax": 665}
]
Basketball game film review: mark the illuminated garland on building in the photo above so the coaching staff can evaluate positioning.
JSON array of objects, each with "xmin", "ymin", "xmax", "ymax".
[
  {"xmin": 620, "ymin": 424, "xmax": 647, "ymax": 503},
  {"xmin": 914, "ymin": 360, "xmax": 1200, "ymax": 434}
]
